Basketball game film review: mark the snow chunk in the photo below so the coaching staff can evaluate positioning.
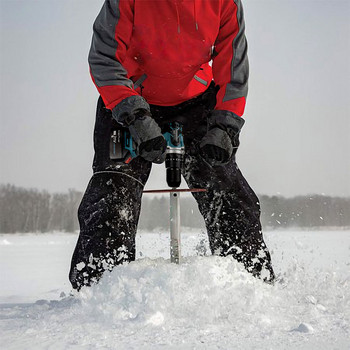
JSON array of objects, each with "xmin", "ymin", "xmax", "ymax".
[
  {"xmin": 291, "ymin": 323, "xmax": 314, "ymax": 333},
  {"xmin": 0, "ymin": 239, "xmax": 12, "ymax": 245},
  {"xmin": 146, "ymin": 311, "xmax": 165, "ymax": 326},
  {"xmin": 76, "ymin": 262, "xmax": 85, "ymax": 271}
]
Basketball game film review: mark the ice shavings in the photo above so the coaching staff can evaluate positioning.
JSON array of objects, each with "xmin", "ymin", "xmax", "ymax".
[{"xmin": 0, "ymin": 230, "xmax": 350, "ymax": 349}]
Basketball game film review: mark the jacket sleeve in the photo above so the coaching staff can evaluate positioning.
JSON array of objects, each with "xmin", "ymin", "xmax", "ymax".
[
  {"xmin": 212, "ymin": 0, "xmax": 249, "ymax": 118},
  {"xmin": 88, "ymin": 0, "xmax": 149, "ymax": 119}
]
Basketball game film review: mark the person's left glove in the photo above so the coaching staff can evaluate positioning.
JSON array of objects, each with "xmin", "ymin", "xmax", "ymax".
[
  {"xmin": 112, "ymin": 96, "xmax": 167, "ymax": 164},
  {"xmin": 200, "ymin": 110, "xmax": 245, "ymax": 167}
]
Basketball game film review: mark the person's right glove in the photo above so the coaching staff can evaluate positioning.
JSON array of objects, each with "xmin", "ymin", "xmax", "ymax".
[
  {"xmin": 112, "ymin": 96, "xmax": 167, "ymax": 164},
  {"xmin": 199, "ymin": 110, "xmax": 245, "ymax": 167},
  {"xmin": 129, "ymin": 109, "xmax": 167, "ymax": 164}
]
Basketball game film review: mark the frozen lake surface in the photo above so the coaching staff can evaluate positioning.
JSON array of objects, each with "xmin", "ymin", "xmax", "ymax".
[{"xmin": 0, "ymin": 230, "xmax": 349, "ymax": 349}]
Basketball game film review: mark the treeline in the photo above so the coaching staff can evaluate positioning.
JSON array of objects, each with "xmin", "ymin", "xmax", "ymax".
[
  {"xmin": 0, "ymin": 184, "xmax": 81, "ymax": 233},
  {"xmin": 259, "ymin": 195, "xmax": 350, "ymax": 229},
  {"xmin": 139, "ymin": 194, "xmax": 350, "ymax": 230},
  {"xmin": 0, "ymin": 184, "xmax": 349, "ymax": 233}
]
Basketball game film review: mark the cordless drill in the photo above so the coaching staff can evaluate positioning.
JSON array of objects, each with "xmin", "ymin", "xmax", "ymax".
[{"xmin": 110, "ymin": 122, "xmax": 185, "ymax": 188}]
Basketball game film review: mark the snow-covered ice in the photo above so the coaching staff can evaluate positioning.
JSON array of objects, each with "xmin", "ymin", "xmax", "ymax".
[{"xmin": 0, "ymin": 230, "xmax": 349, "ymax": 349}]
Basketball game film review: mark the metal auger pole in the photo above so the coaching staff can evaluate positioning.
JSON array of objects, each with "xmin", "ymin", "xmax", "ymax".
[{"xmin": 170, "ymin": 191, "xmax": 181, "ymax": 264}]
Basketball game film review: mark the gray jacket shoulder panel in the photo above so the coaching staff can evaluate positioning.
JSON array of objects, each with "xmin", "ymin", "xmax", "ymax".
[
  {"xmin": 88, "ymin": 0, "xmax": 133, "ymax": 89},
  {"xmin": 223, "ymin": 0, "xmax": 249, "ymax": 102}
]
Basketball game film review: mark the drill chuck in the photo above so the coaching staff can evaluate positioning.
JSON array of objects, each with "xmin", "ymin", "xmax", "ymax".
[
  {"xmin": 166, "ymin": 148, "xmax": 184, "ymax": 188},
  {"xmin": 164, "ymin": 122, "xmax": 185, "ymax": 188}
]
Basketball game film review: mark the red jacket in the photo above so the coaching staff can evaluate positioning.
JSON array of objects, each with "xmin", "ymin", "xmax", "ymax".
[{"xmin": 89, "ymin": 0, "xmax": 248, "ymax": 119}]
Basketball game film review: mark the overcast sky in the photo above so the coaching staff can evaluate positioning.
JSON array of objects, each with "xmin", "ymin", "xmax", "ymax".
[{"xmin": 0, "ymin": 0, "xmax": 349, "ymax": 197}]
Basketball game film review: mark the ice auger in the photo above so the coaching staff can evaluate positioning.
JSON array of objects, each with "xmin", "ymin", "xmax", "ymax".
[{"xmin": 110, "ymin": 122, "xmax": 206, "ymax": 264}]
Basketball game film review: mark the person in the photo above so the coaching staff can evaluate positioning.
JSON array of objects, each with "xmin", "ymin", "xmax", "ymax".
[{"xmin": 69, "ymin": 0, "xmax": 275, "ymax": 290}]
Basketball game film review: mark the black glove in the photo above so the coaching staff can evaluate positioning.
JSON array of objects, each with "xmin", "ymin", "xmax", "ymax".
[
  {"xmin": 200, "ymin": 110, "xmax": 245, "ymax": 167},
  {"xmin": 128, "ymin": 109, "xmax": 167, "ymax": 163},
  {"xmin": 112, "ymin": 96, "xmax": 166, "ymax": 164},
  {"xmin": 200, "ymin": 128, "xmax": 233, "ymax": 166}
]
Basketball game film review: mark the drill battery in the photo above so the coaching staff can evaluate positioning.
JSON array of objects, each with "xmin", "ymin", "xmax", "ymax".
[{"xmin": 109, "ymin": 127, "xmax": 136, "ymax": 164}]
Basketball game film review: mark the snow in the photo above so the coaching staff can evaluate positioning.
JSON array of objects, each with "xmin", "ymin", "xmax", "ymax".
[{"xmin": 0, "ymin": 230, "xmax": 349, "ymax": 349}]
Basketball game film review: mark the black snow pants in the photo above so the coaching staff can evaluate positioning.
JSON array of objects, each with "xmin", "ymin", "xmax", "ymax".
[{"xmin": 69, "ymin": 84, "xmax": 275, "ymax": 290}]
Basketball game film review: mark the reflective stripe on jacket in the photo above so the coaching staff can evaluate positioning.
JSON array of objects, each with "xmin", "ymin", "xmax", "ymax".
[{"xmin": 89, "ymin": 0, "xmax": 249, "ymax": 118}]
